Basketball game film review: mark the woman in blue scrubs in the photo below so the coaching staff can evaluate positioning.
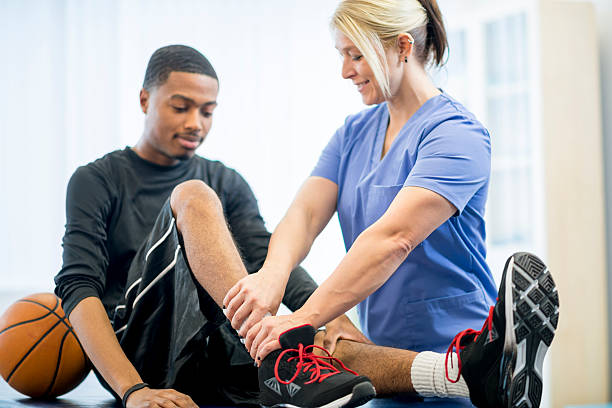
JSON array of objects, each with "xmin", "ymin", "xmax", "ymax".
[
  {"xmin": 223, "ymin": 3, "xmax": 559, "ymax": 405},
  {"xmin": 226, "ymin": 0, "xmax": 498, "ymax": 356}
]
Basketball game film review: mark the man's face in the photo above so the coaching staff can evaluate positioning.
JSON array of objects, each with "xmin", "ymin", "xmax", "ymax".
[{"xmin": 139, "ymin": 71, "xmax": 219, "ymax": 166}]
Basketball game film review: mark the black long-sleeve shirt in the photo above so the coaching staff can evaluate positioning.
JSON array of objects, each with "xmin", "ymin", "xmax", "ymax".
[{"xmin": 54, "ymin": 147, "xmax": 317, "ymax": 319}]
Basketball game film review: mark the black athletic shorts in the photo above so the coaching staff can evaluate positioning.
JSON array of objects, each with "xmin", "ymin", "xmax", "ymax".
[{"xmin": 102, "ymin": 199, "xmax": 259, "ymax": 406}]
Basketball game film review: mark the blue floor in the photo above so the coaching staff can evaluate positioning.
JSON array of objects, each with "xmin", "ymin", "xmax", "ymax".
[
  {"xmin": 0, "ymin": 373, "xmax": 474, "ymax": 408},
  {"xmin": 0, "ymin": 373, "xmax": 117, "ymax": 407},
  {"xmin": 0, "ymin": 293, "xmax": 473, "ymax": 407}
]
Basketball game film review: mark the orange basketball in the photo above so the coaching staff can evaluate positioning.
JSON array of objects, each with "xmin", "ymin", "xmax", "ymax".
[{"xmin": 0, "ymin": 293, "xmax": 90, "ymax": 398}]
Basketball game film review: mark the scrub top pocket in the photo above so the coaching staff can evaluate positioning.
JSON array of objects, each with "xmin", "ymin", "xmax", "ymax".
[{"xmin": 398, "ymin": 290, "xmax": 488, "ymax": 352}]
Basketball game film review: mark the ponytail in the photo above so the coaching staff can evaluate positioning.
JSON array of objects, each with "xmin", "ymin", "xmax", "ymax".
[
  {"xmin": 332, "ymin": 0, "xmax": 448, "ymax": 97},
  {"xmin": 413, "ymin": 0, "xmax": 448, "ymax": 66}
]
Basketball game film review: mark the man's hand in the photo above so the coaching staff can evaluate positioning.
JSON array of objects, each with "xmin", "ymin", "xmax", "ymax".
[
  {"xmin": 223, "ymin": 269, "xmax": 287, "ymax": 337},
  {"xmin": 318, "ymin": 314, "xmax": 373, "ymax": 355},
  {"xmin": 125, "ymin": 387, "xmax": 198, "ymax": 408}
]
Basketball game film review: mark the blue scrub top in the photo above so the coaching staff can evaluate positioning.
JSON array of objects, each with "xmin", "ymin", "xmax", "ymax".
[{"xmin": 311, "ymin": 92, "xmax": 497, "ymax": 352}]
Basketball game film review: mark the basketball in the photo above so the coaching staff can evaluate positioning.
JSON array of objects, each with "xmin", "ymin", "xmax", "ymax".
[{"xmin": 0, "ymin": 293, "xmax": 90, "ymax": 398}]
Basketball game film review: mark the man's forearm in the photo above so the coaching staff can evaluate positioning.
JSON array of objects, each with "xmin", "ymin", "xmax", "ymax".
[{"xmin": 69, "ymin": 297, "xmax": 143, "ymax": 398}]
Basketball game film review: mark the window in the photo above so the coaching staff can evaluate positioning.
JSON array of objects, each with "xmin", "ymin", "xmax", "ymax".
[{"xmin": 433, "ymin": 4, "xmax": 544, "ymax": 285}]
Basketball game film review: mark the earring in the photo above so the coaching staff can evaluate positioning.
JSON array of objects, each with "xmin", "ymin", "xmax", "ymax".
[{"xmin": 404, "ymin": 56, "xmax": 408, "ymax": 63}]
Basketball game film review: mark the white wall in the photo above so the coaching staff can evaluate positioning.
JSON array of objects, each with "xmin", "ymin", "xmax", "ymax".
[
  {"xmin": 3, "ymin": 8, "xmax": 611, "ymax": 400},
  {"xmin": 0, "ymin": 0, "xmax": 365, "ymax": 295},
  {"xmin": 571, "ymin": 0, "xmax": 612, "ymax": 397},
  {"xmin": 589, "ymin": 0, "xmax": 612, "ymax": 397}
]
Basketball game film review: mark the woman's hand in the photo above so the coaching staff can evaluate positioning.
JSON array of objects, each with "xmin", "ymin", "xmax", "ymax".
[
  {"xmin": 245, "ymin": 312, "xmax": 311, "ymax": 363},
  {"xmin": 319, "ymin": 314, "xmax": 373, "ymax": 354},
  {"xmin": 223, "ymin": 269, "xmax": 287, "ymax": 337}
]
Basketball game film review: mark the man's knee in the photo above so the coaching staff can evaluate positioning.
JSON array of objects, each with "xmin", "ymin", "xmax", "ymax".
[{"xmin": 170, "ymin": 180, "xmax": 222, "ymax": 221}]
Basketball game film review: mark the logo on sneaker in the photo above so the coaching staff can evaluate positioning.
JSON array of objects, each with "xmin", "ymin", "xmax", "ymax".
[
  {"xmin": 486, "ymin": 325, "xmax": 499, "ymax": 344},
  {"xmin": 264, "ymin": 377, "xmax": 282, "ymax": 396},
  {"xmin": 287, "ymin": 382, "xmax": 301, "ymax": 397}
]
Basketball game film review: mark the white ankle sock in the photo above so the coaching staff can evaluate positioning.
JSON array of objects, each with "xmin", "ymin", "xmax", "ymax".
[{"xmin": 411, "ymin": 351, "xmax": 469, "ymax": 398}]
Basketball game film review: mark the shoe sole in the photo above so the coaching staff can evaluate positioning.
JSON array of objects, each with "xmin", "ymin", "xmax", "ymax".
[
  {"xmin": 342, "ymin": 382, "xmax": 376, "ymax": 408},
  {"xmin": 504, "ymin": 252, "xmax": 559, "ymax": 408},
  {"xmin": 265, "ymin": 381, "xmax": 376, "ymax": 408}
]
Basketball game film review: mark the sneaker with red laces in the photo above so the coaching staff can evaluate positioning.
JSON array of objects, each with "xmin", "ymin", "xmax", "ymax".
[
  {"xmin": 258, "ymin": 324, "xmax": 376, "ymax": 408},
  {"xmin": 446, "ymin": 252, "xmax": 559, "ymax": 407}
]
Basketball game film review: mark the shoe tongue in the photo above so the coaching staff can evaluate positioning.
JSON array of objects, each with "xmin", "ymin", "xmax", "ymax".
[
  {"xmin": 461, "ymin": 331, "xmax": 479, "ymax": 345},
  {"xmin": 279, "ymin": 324, "xmax": 316, "ymax": 349}
]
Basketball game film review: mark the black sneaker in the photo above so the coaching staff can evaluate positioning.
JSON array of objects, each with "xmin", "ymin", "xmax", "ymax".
[
  {"xmin": 258, "ymin": 324, "xmax": 376, "ymax": 408},
  {"xmin": 446, "ymin": 252, "xmax": 559, "ymax": 407}
]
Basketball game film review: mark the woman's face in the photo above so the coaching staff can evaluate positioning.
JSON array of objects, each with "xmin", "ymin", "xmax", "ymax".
[{"xmin": 335, "ymin": 31, "xmax": 385, "ymax": 106}]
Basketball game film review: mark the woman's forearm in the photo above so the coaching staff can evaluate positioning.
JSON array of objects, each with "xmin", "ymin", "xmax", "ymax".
[
  {"xmin": 295, "ymin": 222, "xmax": 414, "ymax": 328},
  {"xmin": 294, "ymin": 186, "xmax": 456, "ymax": 328}
]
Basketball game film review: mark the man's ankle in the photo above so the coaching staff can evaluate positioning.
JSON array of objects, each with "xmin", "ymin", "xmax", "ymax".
[{"xmin": 411, "ymin": 351, "xmax": 469, "ymax": 399}]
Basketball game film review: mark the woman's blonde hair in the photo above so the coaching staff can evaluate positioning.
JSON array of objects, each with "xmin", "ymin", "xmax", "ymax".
[{"xmin": 331, "ymin": 0, "xmax": 447, "ymax": 98}]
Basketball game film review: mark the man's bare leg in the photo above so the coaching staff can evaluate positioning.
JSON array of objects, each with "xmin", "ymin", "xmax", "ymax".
[
  {"xmin": 330, "ymin": 337, "xmax": 418, "ymax": 395},
  {"xmin": 314, "ymin": 333, "xmax": 470, "ymax": 400},
  {"xmin": 168, "ymin": 180, "xmax": 464, "ymax": 401},
  {"xmin": 314, "ymin": 332, "xmax": 419, "ymax": 395},
  {"xmin": 169, "ymin": 181, "xmax": 423, "ymax": 396},
  {"xmin": 170, "ymin": 179, "xmax": 247, "ymax": 306}
]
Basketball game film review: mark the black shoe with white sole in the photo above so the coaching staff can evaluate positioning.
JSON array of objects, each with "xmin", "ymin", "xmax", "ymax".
[
  {"xmin": 446, "ymin": 252, "xmax": 559, "ymax": 407},
  {"xmin": 258, "ymin": 324, "xmax": 376, "ymax": 408}
]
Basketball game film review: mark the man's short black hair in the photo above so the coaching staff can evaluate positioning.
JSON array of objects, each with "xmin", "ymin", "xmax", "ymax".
[{"xmin": 142, "ymin": 44, "xmax": 218, "ymax": 90}]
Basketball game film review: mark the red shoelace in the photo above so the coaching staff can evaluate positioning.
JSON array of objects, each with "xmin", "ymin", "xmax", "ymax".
[
  {"xmin": 445, "ymin": 305, "xmax": 495, "ymax": 383},
  {"xmin": 274, "ymin": 343, "xmax": 358, "ymax": 385}
]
